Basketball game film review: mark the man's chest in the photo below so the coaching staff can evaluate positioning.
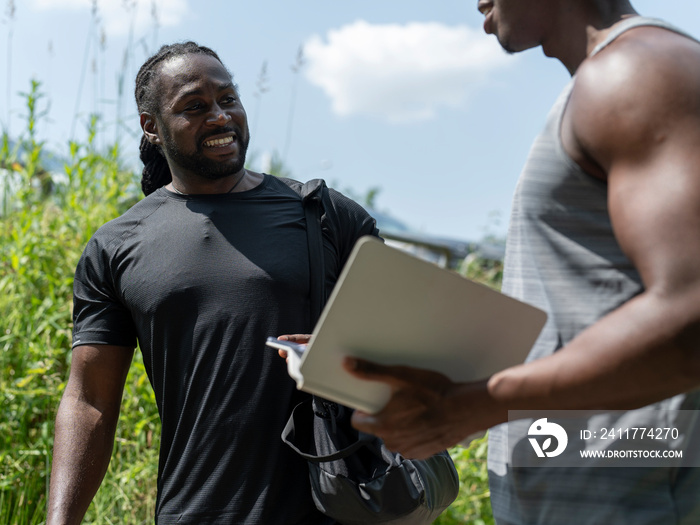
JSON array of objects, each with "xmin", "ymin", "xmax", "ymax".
[{"xmin": 113, "ymin": 204, "xmax": 310, "ymax": 317}]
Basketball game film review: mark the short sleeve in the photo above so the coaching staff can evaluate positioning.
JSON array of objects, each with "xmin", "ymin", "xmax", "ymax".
[{"xmin": 72, "ymin": 235, "xmax": 137, "ymax": 349}]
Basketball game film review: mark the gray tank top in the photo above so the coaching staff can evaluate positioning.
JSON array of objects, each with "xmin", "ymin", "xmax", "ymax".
[{"xmin": 488, "ymin": 17, "xmax": 700, "ymax": 525}]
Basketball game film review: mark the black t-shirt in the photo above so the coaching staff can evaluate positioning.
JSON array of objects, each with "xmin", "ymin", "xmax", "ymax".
[{"xmin": 72, "ymin": 175, "xmax": 378, "ymax": 524}]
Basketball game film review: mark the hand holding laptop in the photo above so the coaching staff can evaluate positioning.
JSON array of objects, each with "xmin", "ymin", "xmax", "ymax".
[{"xmin": 266, "ymin": 237, "xmax": 546, "ymax": 415}]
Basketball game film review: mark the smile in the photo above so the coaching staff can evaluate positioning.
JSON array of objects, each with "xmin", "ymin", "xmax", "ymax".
[{"xmin": 204, "ymin": 135, "xmax": 235, "ymax": 148}]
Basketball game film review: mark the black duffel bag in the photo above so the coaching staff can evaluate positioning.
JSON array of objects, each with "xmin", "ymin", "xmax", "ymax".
[{"xmin": 282, "ymin": 396, "xmax": 460, "ymax": 525}]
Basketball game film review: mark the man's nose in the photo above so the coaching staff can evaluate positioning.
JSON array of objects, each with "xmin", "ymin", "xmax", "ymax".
[{"xmin": 207, "ymin": 107, "xmax": 232, "ymax": 125}]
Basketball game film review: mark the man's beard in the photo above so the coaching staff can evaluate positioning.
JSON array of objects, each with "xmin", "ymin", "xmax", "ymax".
[{"xmin": 162, "ymin": 125, "xmax": 250, "ymax": 181}]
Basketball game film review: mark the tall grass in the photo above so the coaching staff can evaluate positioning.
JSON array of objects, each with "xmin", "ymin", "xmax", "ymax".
[
  {"xmin": 0, "ymin": 81, "xmax": 158, "ymax": 523},
  {"xmin": 1, "ymin": 81, "xmax": 498, "ymax": 524}
]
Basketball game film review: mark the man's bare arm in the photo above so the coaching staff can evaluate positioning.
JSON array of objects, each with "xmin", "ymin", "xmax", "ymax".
[
  {"xmin": 529, "ymin": 25, "xmax": 700, "ymax": 406},
  {"xmin": 47, "ymin": 344, "xmax": 134, "ymax": 525},
  {"xmin": 346, "ymin": 27, "xmax": 700, "ymax": 459}
]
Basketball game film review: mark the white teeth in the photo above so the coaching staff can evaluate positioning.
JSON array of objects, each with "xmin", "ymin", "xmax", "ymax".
[{"xmin": 204, "ymin": 136, "xmax": 234, "ymax": 147}]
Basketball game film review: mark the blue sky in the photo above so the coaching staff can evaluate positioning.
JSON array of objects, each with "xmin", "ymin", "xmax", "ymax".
[{"xmin": 2, "ymin": 1, "xmax": 699, "ymax": 241}]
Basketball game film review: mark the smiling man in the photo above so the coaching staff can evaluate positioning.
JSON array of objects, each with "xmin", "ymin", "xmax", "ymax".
[
  {"xmin": 46, "ymin": 42, "xmax": 379, "ymax": 524},
  {"xmin": 146, "ymin": 52, "xmax": 251, "ymax": 190},
  {"xmin": 345, "ymin": 1, "xmax": 700, "ymax": 523}
]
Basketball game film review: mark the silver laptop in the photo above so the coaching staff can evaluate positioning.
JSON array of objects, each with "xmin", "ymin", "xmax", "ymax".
[{"xmin": 272, "ymin": 235, "xmax": 547, "ymax": 414}]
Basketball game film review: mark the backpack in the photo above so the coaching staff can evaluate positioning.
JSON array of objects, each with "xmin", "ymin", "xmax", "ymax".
[{"xmin": 279, "ymin": 177, "xmax": 460, "ymax": 525}]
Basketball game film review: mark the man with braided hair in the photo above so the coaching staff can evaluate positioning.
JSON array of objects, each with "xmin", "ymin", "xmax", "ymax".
[
  {"xmin": 47, "ymin": 42, "xmax": 379, "ymax": 524},
  {"xmin": 133, "ymin": 42, "xmax": 251, "ymax": 197}
]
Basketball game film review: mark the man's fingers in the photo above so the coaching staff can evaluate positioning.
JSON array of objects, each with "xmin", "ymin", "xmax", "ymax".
[
  {"xmin": 351, "ymin": 409, "xmax": 450, "ymax": 460},
  {"xmin": 344, "ymin": 357, "xmax": 450, "ymax": 390},
  {"xmin": 278, "ymin": 334, "xmax": 312, "ymax": 344}
]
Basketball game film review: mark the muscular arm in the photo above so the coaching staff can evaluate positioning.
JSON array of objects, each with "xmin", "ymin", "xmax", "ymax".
[
  {"xmin": 47, "ymin": 344, "xmax": 134, "ymax": 525},
  {"xmin": 347, "ymin": 27, "xmax": 700, "ymax": 458},
  {"xmin": 525, "ymin": 26, "xmax": 700, "ymax": 407}
]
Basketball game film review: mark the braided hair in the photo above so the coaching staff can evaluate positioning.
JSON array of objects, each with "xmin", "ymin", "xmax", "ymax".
[{"xmin": 134, "ymin": 42, "xmax": 226, "ymax": 196}]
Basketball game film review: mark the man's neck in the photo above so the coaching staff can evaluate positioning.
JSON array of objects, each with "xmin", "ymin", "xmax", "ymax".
[
  {"xmin": 168, "ymin": 170, "xmax": 260, "ymax": 195},
  {"xmin": 542, "ymin": 1, "xmax": 639, "ymax": 75}
]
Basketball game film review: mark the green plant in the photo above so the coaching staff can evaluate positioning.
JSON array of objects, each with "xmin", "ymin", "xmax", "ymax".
[
  {"xmin": 434, "ymin": 437, "xmax": 494, "ymax": 525},
  {"xmin": 0, "ymin": 81, "xmax": 153, "ymax": 523},
  {"xmin": 459, "ymin": 253, "xmax": 503, "ymax": 292}
]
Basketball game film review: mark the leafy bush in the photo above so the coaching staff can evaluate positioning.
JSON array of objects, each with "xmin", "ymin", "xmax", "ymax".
[{"xmin": 0, "ymin": 82, "xmax": 157, "ymax": 523}]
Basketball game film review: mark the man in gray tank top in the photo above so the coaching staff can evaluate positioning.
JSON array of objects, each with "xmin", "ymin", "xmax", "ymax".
[{"xmin": 345, "ymin": 1, "xmax": 700, "ymax": 523}]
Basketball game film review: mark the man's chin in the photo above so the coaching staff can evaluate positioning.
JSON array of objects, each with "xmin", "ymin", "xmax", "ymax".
[
  {"xmin": 166, "ymin": 144, "xmax": 248, "ymax": 181},
  {"xmin": 193, "ymin": 158, "xmax": 246, "ymax": 181}
]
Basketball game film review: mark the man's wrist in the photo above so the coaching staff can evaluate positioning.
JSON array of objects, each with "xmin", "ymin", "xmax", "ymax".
[{"xmin": 446, "ymin": 378, "xmax": 508, "ymax": 438}]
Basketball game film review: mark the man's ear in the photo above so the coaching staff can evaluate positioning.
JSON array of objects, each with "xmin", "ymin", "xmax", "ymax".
[{"xmin": 140, "ymin": 113, "xmax": 162, "ymax": 145}]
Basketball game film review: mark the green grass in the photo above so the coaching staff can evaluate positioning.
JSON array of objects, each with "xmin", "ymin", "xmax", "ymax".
[
  {"xmin": 436, "ymin": 438, "xmax": 494, "ymax": 525},
  {"xmin": 1, "ymin": 81, "xmax": 498, "ymax": 524}
]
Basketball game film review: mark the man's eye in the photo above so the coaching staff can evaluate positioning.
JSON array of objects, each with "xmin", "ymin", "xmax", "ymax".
[
  {"xmin": 222, "ymin": 95, "xmax": 237, "ymax": 105},
  {"xmin": 186, "ymin": 103, "xmax": 204, "ymax": 111}
]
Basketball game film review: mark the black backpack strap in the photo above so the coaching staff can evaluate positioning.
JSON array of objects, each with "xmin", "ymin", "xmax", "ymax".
[
  {"xmin": 279, "ymin": 177, "xmax": 374, "ymax": 459},
  {"xmin": 278, "ymin": 177, "xmax": 327, "ymax": 319},
  {"xmin": 300, "ymin": 181, "xmax": 326, "ymax": 320}
]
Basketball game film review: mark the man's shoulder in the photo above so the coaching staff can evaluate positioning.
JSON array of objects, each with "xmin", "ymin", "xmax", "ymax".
[
  {"xmin": 269, "ymin": 175, "xmax": 377, "ymax": 229},
  {"xmin": 273, "ymin": 176, "xmax": 378, "ymax": 241},
  {"xmin": 567, "ymin": 21, "xmax": 700, "ymax": 154},
  {"xmin": 272, "ymin": 175, "xmax": 326, "ymax": 200},
  {"xmin": 88, "ymin": 191, "xmax": 169, "ymax": 249},
  {"xmin": 578, "ymin": 22, "xmax": 700, "ymax": 95}
]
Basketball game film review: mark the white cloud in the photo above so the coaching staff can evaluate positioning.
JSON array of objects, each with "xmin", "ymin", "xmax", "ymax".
[
  {"xmin": 304, "ymin": 20, "xmax": 513, "ymax": 123},
  {"xmin": 28, "ymin": 0, "xmax": 187, "ymax": 37}
]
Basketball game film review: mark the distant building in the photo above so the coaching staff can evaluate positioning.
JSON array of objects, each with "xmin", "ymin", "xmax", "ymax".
[{"xmin": 365, "ymin": 207, "xmax": 504, "ymax": 269}]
